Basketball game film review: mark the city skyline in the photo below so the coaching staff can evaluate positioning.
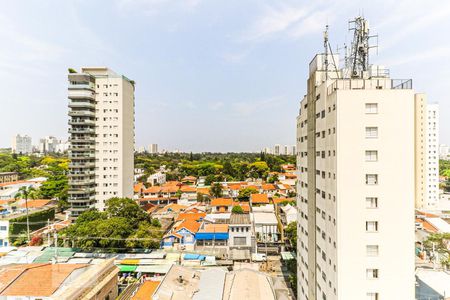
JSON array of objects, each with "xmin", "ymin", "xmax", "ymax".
[{"xmin": 0, "ymin": 1, "xmax": 449, "ymax": 152}]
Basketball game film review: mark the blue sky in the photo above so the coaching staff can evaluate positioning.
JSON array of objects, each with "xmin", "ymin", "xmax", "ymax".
[{"xmin": 0, "ymin": 0, "xmax": 448, "ymax": 152}]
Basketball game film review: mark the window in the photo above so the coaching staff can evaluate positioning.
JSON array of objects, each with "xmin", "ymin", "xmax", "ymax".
[
  {"xmin": 365, "ymin": 150, "xmax": 378, "ymax": 162},
  {"xmin": 367, "ymin": 292, "xmax": 379, "ymax": 300},
  {"xmin": 366, "ymin": 245, "xmax": 379, "ymax": 256},
  {"xmin": 366, "ymin": 269, "xmax": 379, "ymax": 279},
  {"xmin": 234, "ymin": 237, "xmax": 247, "ymax": 246},
  {"xmin": 365, "ymin": 127, "xmax": 378, "ymax": 138},
  {"xmin": 365, "ymin": 103, "xmax": 378, "ymax": 114},
  {"xmin": 366, "ymin": 221, "xmax": 378, "ymax": 232},
  {"xmin": 366, "ymin": 174, "xmax": 378, "ymax": 185},
  {"xmin": 366, "ymin": 197, "xmax": 378, "ymax": 208}
]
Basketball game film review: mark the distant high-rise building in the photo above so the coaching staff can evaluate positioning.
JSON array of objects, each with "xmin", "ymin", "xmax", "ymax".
[
  {"xmin": 415, "ymin": 98, "xmax": 440, "ymax": 209},
  {"xmin": 38, "ymin": 136, "xmax": 60, "ymax": 154},
  {"xmin": 291, "ymin": 145, "xmax": 297, "ymax": 156},
  {"xmin": 68, "ymin": 67, "xmax": 135, "ymax": 217},
  {"xmin": 273, "ymin": 144, "xmax": 280, "ymax": 155},
  {"xmin": 12, "ymin": 134, "xmax": 32, "ymax": 154},
  {"xmin": 262, "ymin": 147, "xmax": 272, "ymax": 154},
  {"xmin": 297, "ymin": 17, "xmax": 414, "ymax": 299},
  {"xmin": 149, "ymin": 144, "xmax": 158, "ymax": 154},
  {"xmin": 283, "ymin": 145, "xmax": 289, "ymax": 155}
]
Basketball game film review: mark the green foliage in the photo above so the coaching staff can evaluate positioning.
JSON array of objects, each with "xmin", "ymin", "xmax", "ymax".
[
  {"xmin": 209, "ymin": 183, "xmax": 223, "ymax": 198},
  {"xmin": 285, "ymin": 221, "xmax": 297, "ymax": 250},
  {"xmin": 9, "ymin": 208, "xmax": 55, "ymax": 244},
  {"xmin": 12, "ymin": 231, "xmax": 28, "ymax": 247},
  {"xmin": 237, "ymin": 187, "xmax": 258, "ymax": 201},
  {"xmin": 60, "ymin": 198, "xmax": 162, "ymax": 251},
  {"xmin": 68, "ymin": 67, "xmax": 77, "ymax": 73},
  {"xmin": 134, "ymin": 152, "xmax": 295, "ymax": 181},
  {"xmin": 231, "ymin": 206, "xmax": 244, "ymax": 214}
]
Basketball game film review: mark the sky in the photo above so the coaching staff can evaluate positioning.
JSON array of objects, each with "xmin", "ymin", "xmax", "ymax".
[{"xmin": 0, "ymin": 0, "xmax": 449, "ymax": 152}]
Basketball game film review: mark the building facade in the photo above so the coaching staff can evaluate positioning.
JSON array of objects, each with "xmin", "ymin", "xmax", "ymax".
[
  {"xmin": 38, "ymin": 136, "xmax": 61, "ymax": 154},
  {"xmin": 296, "ymin": 21, "xmax": 415, "ymax": 299},
  {"xmin": 12, "ymin": 134, "xmax": 32, "ymax": 154},
  {"xmin": 149, "ymin": 143, "xmax": 158, "ymax": 154},
  {"xmin": 414, "ymin": 98, "xmax": 440, "ymax": 210},
  {"xmin": 68, "ymin": 67, "xmax": 135, "ymax": 216}
]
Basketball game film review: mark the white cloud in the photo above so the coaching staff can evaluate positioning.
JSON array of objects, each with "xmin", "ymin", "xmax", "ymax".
[
  {"xmin": 231, "ymin": 96, "xmax": 283, "ymax": 117},
  {"xmin": 115, "ymin": 0, "xmax": 201, "ymax": 15},
  {"xmin": 208, "ymin": 101, "xmax": 224, "ymax": 111}
]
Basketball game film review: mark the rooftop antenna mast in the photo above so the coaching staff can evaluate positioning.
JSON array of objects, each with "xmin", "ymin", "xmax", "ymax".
[
  {"xmin": 324, "ymin": 24, "xmax": 329, "ymax": 80},
  {"xmin": 348, "ymin": 16, "xmax": 378, "ymax": 78}
]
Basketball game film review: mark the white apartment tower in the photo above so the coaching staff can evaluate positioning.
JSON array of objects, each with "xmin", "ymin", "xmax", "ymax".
[
  {"xmin": 296, "ymin": 18, "xmax": 415, "ymax": 299},
  {"xmin": 414, "ymin": 98, "xmax": 440, "ymax": 209},
  {"xmin": 426, "ymin": 104, "xmax": 439, "ymax": 208},
  {"xmin": 12, "ymin": 134, "xmax": 32, "ymax": 154},
  {"xmin": 68, "ymin": 67, "xmax": 135, "ymax": 216},
  {"xmin": 149, "ymin": 143, "xmax": 158, "ymax": 154}
]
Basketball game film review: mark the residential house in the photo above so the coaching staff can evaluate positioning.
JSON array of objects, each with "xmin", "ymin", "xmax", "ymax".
[
  {"xmin": 228, "ymin": 214, "xmax": 255, "ymax": 253},
  {"xmin": 162, "ymin": 219, "xmax": 200, "ymax": 250},
  {"xmin": 280, "ymin": 204, "xmax": 297, "ymax": 225},
  {"xmin": 250, "ymin": 194, "xmax": 270, "ymax": 207},
  {"xmin": 195, "ymin": 224, "xmax": 229, "ymax": 247},
  {"xmin": 211, "ymin": 198, "xmax": 233, "ymax": 213},
  {"xmin": 252, "ymin": 212, "xmax": 280, "ymax": 242},
  {"xmin": 147, "ymin": 171, "xmax": 166, "ymax": 186}
]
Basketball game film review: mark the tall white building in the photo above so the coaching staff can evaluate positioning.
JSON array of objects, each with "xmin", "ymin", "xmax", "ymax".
[
  {"xmin": 149, "ymin": 144, "xmax": 158, "ymax": 154},
  {"xmin": 38, "ymin": 136, "xmax": 61, "ymax": 154},
  {"xmin": 415, "ymin": 99, "xmax": 440, "ymax": 209},
  {"xmin": 68, "ymin": 67, "xmax": 135, "ymax": 216},
  {"xmin": 296, "ymin": 17, "xmax": 415, "ymax": 300},
  {"xmin": 273, "ymin": 144, "xmax": 281, "ymax": 155},
  {"xmin": 12, "ymin": 134, "xmax": 32, "ymax": 154}
]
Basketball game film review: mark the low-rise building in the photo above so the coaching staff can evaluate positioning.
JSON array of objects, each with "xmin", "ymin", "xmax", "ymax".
[
  {"xmin": 0, "ymin": 172, "xmax": 19, "ymax": 184},
  {"xmin": 0, "ymin": 259, "xmax": 119, "ymax": 299},
  {"xmin": 252, "ymin": 212, "xmax": 279, "ymax": 242},
  {"xmin": 147, "ymin": 172, "xmax": 166, "ymax": 186},
  {"xmin": 228, "ymin": 214, "xmax": 255, "ymax": 253},
  {"xmin": 195, "ymin": 224, "xmax": 229, "ymax": 247},
  {"xmin": 210, "ymin": 198, "xmax": 233, "ymax": 213}
]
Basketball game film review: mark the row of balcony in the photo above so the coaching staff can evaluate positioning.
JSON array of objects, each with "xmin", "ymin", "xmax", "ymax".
[{"xmin": 68, "ymin": 110, "xmax": 95, "ymax": 118}]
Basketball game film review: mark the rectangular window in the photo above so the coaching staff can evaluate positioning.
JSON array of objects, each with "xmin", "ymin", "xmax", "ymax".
[
  {"xmin": 365, "ymin": 150, "xmax": 378, "ymax": 162},
  {"xmin": 366, "ymin": 293, "xmax": 379, "ymax": 300},
  {"xmin": 366, "ymin": 197, "xmax": 378, "ymax": 208},
  {"xmin": 366, "ymin": 245, "xmax": 379, "ymax": 256},
  {"xmin": 365, "ymin": 127, "xmax": 378, "ymax": 138},
  {"xmin": 366, "ymin": 221, "xmax": 378, "ymax": 232},
  {"xmin": 366, "ymin": 269, "xmax": 379, "ymax": 279},
  {"xmin": 366, "ymin": 174, "xmax": 378, "ymax": 185},
  {"xmin": 365, "ymin": 103, "xmax": 378, "ymax": 114}
]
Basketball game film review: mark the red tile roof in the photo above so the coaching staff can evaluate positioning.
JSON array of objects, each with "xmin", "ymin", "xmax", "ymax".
[
  {"xmin": 211, "ymin": 198, "xmax": 233, "ymax": 207},
  {"xmin": 250, "ymin": 193, "xmax": 269, "ymax": 204},
  {"xmin": 176, "ymin": 212, "xmax": 206, "ymax": 222},
  {"xmin": 262, "ymin": 184, "xmax": 276, "ymax": 191},
  {"xmin": 175, "ymin": 219, "xmax": 200, "ymax": 234},
  {"xmin": 19, "ymin": 199, "xmax": 52, "ymax": 208}
]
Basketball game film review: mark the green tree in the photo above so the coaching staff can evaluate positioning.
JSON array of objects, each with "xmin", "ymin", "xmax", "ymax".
[
  {"xmin": 237, "ymin": 187, "xmax": 258, "ymax": 201},
  {"xmin": 105, "ymin": 197, "xmax": 149, "ymax": 226},
  {"xmin": 231, "ymin": 206, "xmax": 244, "ymax": 214},
  {"xmin": 209, "ymin": 183, "xmax": 223, "ymax": 198},
  {"xmin": 285, "ymin": 221, "xmax": 297, "ymax": 249}
]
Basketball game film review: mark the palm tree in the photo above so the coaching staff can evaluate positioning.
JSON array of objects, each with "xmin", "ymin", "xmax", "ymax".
[{"xmin": 18, "ymin": 186, "xmax": 35, "ymax": 243}]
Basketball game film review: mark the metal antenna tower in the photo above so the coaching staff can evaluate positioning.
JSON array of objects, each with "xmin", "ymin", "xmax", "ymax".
[{"xmin": 348, "ymin": 16, "xmax": 378, "ymax": 78}]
